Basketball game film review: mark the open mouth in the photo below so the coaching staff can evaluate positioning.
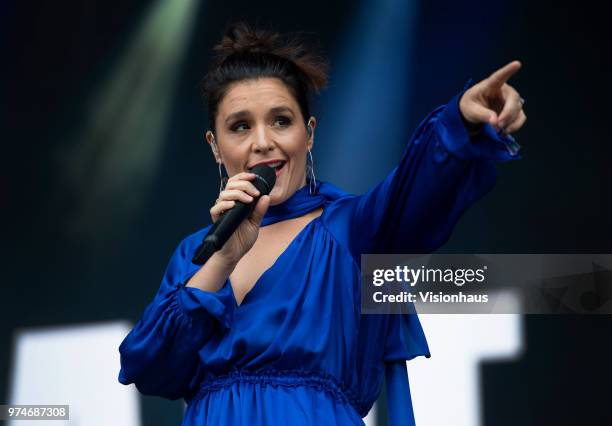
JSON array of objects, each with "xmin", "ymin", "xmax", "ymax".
[{"xmin": 266, "ymin": 160, "xmax": 287, "ymax": 175}]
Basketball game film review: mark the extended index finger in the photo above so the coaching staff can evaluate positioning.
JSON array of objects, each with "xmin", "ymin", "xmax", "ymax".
[{"xmin": 487, "ymin": 60, "xmax": 522, "ymax": 88}]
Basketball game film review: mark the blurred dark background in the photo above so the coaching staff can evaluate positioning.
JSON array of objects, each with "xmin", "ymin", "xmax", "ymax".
[{"xmin": 1, "ymin": 0, "xmax": 610, "ymax": 425}]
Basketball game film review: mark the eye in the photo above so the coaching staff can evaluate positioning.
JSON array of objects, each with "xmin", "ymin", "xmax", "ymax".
[
  {"xmin": 230, "ymin": 121, "xmax": 250, "ymax": 132},
  {"xmin": 273, "ymin": 116, "xmax": 292, "ymax": 128}
]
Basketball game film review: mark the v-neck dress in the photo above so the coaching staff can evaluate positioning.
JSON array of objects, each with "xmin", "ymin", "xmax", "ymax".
[{"xmin": 118, "ymin": 88, "xmax": 520, "ymax": 425}]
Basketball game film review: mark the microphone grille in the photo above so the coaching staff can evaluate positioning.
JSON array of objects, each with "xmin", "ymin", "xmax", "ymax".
[{"xmin": 249, "ymin": 164, "xmax": 276, "ymax": 195}]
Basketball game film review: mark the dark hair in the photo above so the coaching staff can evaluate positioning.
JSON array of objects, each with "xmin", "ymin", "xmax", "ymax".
[{"xmin": 201, "ymin": 22, "xmax": 329, "ymax": 131}]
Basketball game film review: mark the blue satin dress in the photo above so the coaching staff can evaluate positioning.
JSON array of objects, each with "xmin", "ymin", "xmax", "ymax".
[{"xmin": 118, "ymin": 88, "xmax": 519, "ymax": 425}]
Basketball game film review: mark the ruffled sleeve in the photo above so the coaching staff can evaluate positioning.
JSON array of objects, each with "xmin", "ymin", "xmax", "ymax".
[
  {"xmin": 383, "ymin": 306, "xmax": 430, "ymax": 364},
  {"xmin": 342, "ymin": 83, "xmax": 521, "ymax": 260},
  {"xmin": 351, "ymin": 84, "xmax": 518, "ymax": 423},
  {"xmin": 118, "ymin": 234, "xmax": 236, "ymax": 400}
]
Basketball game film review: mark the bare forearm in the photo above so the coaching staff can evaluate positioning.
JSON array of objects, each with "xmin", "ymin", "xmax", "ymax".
[{"xmin": 185, "ymin": 252, "xmax": 236, "ymax": 292}]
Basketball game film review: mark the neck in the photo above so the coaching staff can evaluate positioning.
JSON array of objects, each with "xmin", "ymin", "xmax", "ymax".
[{"xmin": 262, "ymin": 180, "xmax": 322, "ymax": 226}]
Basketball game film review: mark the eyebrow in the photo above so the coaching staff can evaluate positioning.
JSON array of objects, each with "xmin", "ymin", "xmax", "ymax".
[
  {"xmin": 224, "ymin": 110, "xmax": 249, "ymax": 124},
  {"xmin": 224, "ymin": 106, "xmax": 295, "ymax": 124},
  {"xmin": 269, "ymin": 106, "xmax": 295, "ymax": 116}
]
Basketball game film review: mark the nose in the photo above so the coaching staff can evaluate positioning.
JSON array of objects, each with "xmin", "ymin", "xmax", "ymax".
[{"xmin": 251, "ymin": 125, "xmax": 275, "ymax": 154}]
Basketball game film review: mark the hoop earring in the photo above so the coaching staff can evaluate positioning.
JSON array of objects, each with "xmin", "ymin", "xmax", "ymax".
[
  {"xmin": 218, "ymin": 162, "xmax": 228, "ymax": 193},
  {"xmin": 307, "ymin": 148, "xmax": 317, "ymax": 196}
]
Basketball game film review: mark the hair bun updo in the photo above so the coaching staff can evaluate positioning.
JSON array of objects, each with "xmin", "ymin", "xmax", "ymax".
[
  {"xmin": 214, "ymin": 22, "xmax": 280, "ymax": 56},
  {"xmin": 202, "ymin": 22, "xmax": 329, "ymax": 130}
]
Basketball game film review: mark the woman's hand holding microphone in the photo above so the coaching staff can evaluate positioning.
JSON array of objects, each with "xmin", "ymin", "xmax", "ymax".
[
  {"xmin": 210, "ymin": 172, "xmax": 271, "ymax": 265},
  {"xmin": 186, "ymin": 172, "xmax": 270, "ymax": 292}
]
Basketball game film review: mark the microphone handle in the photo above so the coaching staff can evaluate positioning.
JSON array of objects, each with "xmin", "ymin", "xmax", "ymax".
[{"xmin": 191, "ymin": 199, "xmax": 257, "ymax": 265}]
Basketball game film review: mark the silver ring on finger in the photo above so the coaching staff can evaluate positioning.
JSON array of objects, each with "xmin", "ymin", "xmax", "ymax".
[{"xmin": 519, "ymin": 97, "xmax": 525, "ymax": 107}]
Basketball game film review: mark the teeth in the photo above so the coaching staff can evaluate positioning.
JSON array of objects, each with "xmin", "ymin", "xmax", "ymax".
[{"xmin": 267, "ymin": 161, "xmax": 283, "ymax": 168}]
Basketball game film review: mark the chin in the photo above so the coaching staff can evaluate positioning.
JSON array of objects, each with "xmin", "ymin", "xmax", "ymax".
[
  {"xmin": 267, "ymin": 175, "xmax": 291, "ymax": 205},
  {"xmin": 268, "ymin": 186, "xmax": 287, "ymax": 206},
  {"xmin": 266, "ymin": 173, "xmax": 304, "ymax": 206}
]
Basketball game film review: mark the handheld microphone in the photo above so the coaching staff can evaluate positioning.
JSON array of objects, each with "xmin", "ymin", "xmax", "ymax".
[{"xmin": 191, "ymin": 164, "xmax": 276, "ymax": 265}]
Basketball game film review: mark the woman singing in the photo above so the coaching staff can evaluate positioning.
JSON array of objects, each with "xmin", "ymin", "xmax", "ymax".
[{"xmin": 118, "ymin": 22, "xmax": 526, "ymax": 426}]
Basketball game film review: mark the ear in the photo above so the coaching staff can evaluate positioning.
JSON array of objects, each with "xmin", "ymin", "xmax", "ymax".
[
  {"xmin": 306, "ymin": 116, "xmax": 317, "ymax": 151},
  {"xmin": 206, "ymin": 130, "xmax": 222, "ymax": 163}
]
